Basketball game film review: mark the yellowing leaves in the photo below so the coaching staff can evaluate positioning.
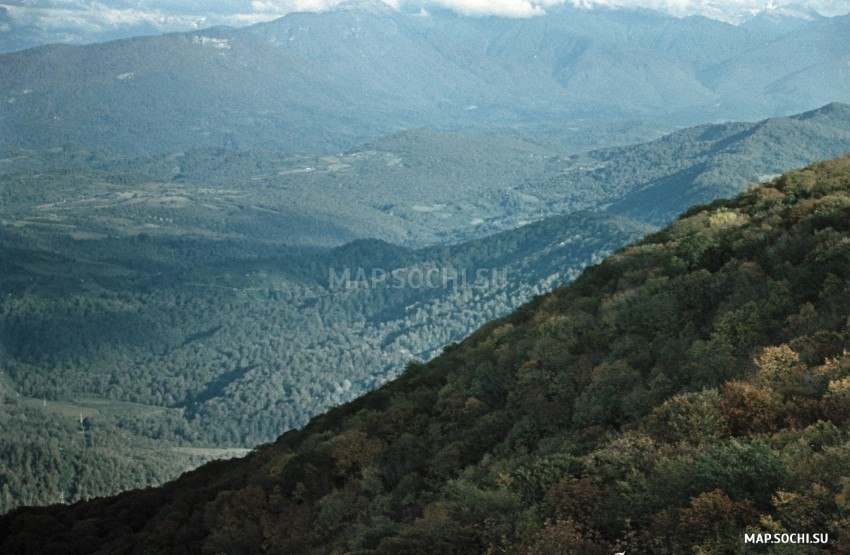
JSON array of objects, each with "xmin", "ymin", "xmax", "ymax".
[{"xmin": 708, "ymin": 209, "xmax": 746, "ymax": 229}]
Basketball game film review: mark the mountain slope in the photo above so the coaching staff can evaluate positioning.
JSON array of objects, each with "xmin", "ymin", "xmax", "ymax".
[
  {"xmin": 704, "ymin": 13, "xmax": 850, "ymax": 118},
  {"xmin": 541, "ymin": 102, "xmax": 850, "ymax": 225},
  {"xmin": 0, "ymin": 194, "xmax": 650, "ymax": 514},
  {"xmin": 2, "ymin": 105, "xmax": 850, "ymax": 514},
  {"xmin": 2, "ymin": 5, "xmax": 849, "ymax": 156},
  {"xmin": 4, "ymin": 156, "xmax": 850, "ymax": 552}
]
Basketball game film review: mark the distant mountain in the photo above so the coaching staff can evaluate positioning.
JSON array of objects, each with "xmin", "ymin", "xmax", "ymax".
[
  {"xmin": 5, "ymin": 103, "xmax": 847, "ymax": 250},
  {"xmin": 0, "ymin": 1, "xmax": 838, "ymax": 54},
  {"xmin": 550, "ymin": 102, "xmax": 850, "ymax": 225},
  {"xmin": 1, "ymin": 5, "xmax": 849, "ymax": 156},
  {"xmin": 0, "ymin": 5, "xmax": 172, "ymax": 55},
  {"xmin": 704, "ymin": 14, "xmax": 850, "ymax": 119},
  {"xmin": 739, "ymin": 5, "xmax": 823, "ymax": 34},
  {"xmin": 4, "ymin": 154, "xmax": 850, "ymax": 553}
]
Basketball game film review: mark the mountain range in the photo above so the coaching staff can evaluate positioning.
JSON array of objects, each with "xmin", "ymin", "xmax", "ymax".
[
  {"xmin": 0, "ymin": 0, "xmax": 842, "ymax": 53},
  {"xmin": 3, "ymin": 0, "xmax": 850, "ymax": 535},
  {"xmin": 2, "ymin": 4, "xmax": 849, "ymax": 156},
  {"xmin": 3, "ymin": 152, "xmax": 850, "ymax": 553}
]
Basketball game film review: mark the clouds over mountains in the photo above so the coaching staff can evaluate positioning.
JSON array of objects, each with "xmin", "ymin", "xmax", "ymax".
[
  {"xmin": 0, "ymin": 1, "xmax": 313, "ymax": 51},
  {"xmin": 1, "ymin": 0, "xmax": 849, "ymax": 52}
]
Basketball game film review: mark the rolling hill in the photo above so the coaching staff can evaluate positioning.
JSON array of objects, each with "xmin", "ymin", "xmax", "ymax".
[{"xmin": 5, "ymin": 103, "xmax": 850, "ymax": 249}]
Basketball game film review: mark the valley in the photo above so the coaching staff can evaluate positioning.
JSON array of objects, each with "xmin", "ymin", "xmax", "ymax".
[
  {"xmin": 3, "ymin": 104, "xmax": 850, "ymax": 513},
  {"xmin": 2, "ymin": 4, "xmax": 850, "ymax": 545},
  {"xmin": 5, "ymin": 154, "xmax": 850, "ymax": 552}
]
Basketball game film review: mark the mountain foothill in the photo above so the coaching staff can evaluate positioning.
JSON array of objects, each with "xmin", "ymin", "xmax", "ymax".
[{"xmin": 5, "ymin": 148, "xmax": 850, "ymax": 554}]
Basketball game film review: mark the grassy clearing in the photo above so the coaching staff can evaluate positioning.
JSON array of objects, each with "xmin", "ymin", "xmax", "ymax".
[{"xmin": 15, "ymin": 394, "xmax": 170, "ymax": 420}]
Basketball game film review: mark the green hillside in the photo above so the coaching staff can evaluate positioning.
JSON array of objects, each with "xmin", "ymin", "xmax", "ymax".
[
  {"xmin": 543, "ymin": 102, "xmax": 850, "ymax": 226},
  {"xmin": 4, "ymin": 155, "xmax": 850, "ymax": 553},
  {"xmin": 0, "ymin": 193, "xmax": 649, "ymax": 514},
  {"xmin": 2, "ymin": 105, "xmax": 850, "ymax": 514}
]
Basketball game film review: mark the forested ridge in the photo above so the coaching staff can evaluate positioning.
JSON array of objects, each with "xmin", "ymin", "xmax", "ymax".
[
  {"xmin": 4, "ymin": 155, "xmax": 850, "ymax": 553},
  {"xmin": 0, "ymin": 200, "xmax": 645, "ymax": 513},
  {"xmin": 2, "ymin": 105, "xmax": 850, "ymax": 515}
]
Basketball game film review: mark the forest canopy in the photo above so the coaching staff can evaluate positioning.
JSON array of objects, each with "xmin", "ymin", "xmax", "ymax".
[{"xmin": 4, "ymin": 155, "xmax": 850, "ymax": 553}]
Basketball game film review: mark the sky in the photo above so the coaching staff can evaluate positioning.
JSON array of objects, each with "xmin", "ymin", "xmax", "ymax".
[{"xmin": 2, "ymin": 0, "xmax": 850, "ymax": 49}]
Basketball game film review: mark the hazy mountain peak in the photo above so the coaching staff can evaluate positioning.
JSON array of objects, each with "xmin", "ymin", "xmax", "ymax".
[
  {"xmin": 2, "ymin": 0, "xmax": 850, "ymax": 52},
  {"xmin": 809, "ymin": 100, "xmax": 850, "ymax": 112},
  {"xmin": 331, "ymin": 0, "xmax": 398, "ymax": 14},
  {"xmin": 3, "ymin": 7, "xmax": 849, "ymax": 156}
]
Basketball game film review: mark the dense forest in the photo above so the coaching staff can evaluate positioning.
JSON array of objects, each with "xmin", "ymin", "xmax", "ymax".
[
  {"xmin": 0, "ymin": 190, "xmax": 647, "ymax": 513},
  {"xmin": 3, "ymin": 155, "xmax": 850, "ymax": 552},
  {"xmin": 2, "ymin": 105, "xmax": 850, "ymax": 514}
]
